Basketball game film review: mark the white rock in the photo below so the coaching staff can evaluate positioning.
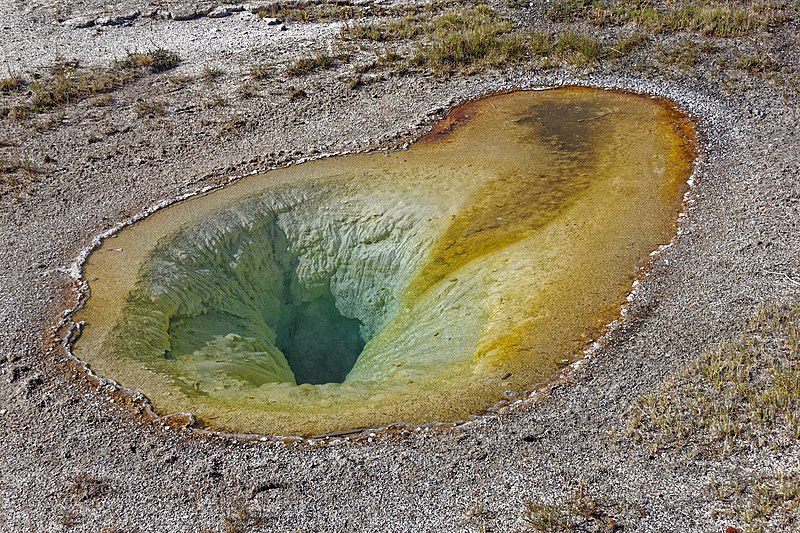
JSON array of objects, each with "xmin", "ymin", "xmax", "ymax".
[
  {"xmin": 207, "ymin": 6, "xmax": 231, "ymax": 18},
  {"xmin": 62, "ymin": 16, "xmax": 95, "ymax": 29}
]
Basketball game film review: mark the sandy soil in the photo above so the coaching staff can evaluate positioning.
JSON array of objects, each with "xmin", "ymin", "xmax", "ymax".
[{"xmin": 1, "ymin": 1, "xmax": 799, "ymax": 531}]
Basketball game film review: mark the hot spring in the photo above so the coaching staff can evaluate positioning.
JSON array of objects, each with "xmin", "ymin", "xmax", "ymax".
[{"xmin": 72, "ymin": 88, "xmax": 696, "ymax": 436}]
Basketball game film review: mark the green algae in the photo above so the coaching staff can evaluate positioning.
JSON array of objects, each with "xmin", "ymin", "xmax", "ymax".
[{"xmin": 73, "ymin": 87, "xmax": 696, "ymax": 436}]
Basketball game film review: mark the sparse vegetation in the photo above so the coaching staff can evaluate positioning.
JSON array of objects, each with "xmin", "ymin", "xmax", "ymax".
[
  {"xmin": 203, "ymin": 94, "xmax": 227, "ymax": 109},
  {"xmin": 236, "ymin": 82, "xmax": 258, "ymax": 99},
  {"xmin": 0, "ymin": 153, "xmax": 41, "ymax": 196},
  {"xmin": 658, "ymin": 39, "xmax": 704, "ymax": 68},
  {"xmin": 708, "ymin": 469, "xmax": 800, "ymax": 532},
  {"xmin": 287, "ymin": 86, "xmax": 307, "ymax": 101},
  {"xmin": 286, "ymin": 52, "xmax": 340, "ymax": 76},
  {"xmin": 523, "ymin": 481, "xmax": 617, "ymax": 532},
  {"xmin": 546, "ymin": 0, "xmax": 789, "ymax": 37},
  {"xmin": 218, "ymin": 114, "xmax": 252, "ymax": 136},
  {"xmin": 0, "ymin": 76, "xmax": 24, "ymax": 94},
  {"xmin": 69, "ymin": 472, "xmax": 109, "ymax": 502},
  {"xmin": 133, "ymin": 99, "xmax": 166, "ymax": 118},
  {"xmin": 737, "ymin": 54, "xmax": 779, "ymax": 74},
  {"xmin": 555, "ymin": 31, "xmax": 604, "ymax": 64},
  {"xmin": 222, "ymin": 500, "xmax": 263, "ymax": 533},
  {"xmin": 342, "ymin": 4, "xmax": 525, "ymax": 73},
  {"xmin": 249, "ymin": 63, "xmax": 272, "ymax": 81},
  {"xmin": 0, "ymin": 50, "xmax": 180, "ymax": 118},
  {"xmin": 168, "ymin": 73, "xmax": 194, "ymax": 87},
  {"xmin": 0, "ymin": 156, "xmax": 38, "ymax": 178},
  {"xmin": 619, "ymin": 302, "xmax": 800, "ymax": 456},
  {"xmin": 201, "ymin": 65, "xmax": 224, "ymax": 82},
  {"xmin": 114, "ymin": 49, "xmax": 180, "ymax": 74},
  {"xmin": 339, "ymin": 3, "xmax": 654, "ymax": 75}
]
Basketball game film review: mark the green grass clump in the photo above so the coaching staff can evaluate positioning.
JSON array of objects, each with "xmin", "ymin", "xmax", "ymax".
[
  {"xmin": 556, "ymin": 31, "xmax": 603, "ymax": 61},
  {"xmin": 286, "ymin": 52, "xmax": 339, "ymax": 76},
  {"xmin": 619, "ymin": 302, "xmax": 800, "ymax": 456},
  {"xmin": 736, "ymin": 54, "xmax": 779, "ymax": 73}
]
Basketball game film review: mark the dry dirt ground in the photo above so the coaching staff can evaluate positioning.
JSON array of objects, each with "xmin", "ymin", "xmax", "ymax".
[{"xmin": 1, "ymin": 1, "xmax": 799, "ymax": 531}]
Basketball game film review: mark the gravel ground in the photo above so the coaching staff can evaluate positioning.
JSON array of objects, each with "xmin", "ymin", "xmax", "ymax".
[{"xmin": 1, "ymin": 1, "xmax": 799, "ymax": 531}]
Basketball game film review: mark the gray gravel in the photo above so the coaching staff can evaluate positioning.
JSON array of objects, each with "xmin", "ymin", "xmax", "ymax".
[{"xmin": 1, "ymin": 1, "xmax": 799, "ymax": 531}]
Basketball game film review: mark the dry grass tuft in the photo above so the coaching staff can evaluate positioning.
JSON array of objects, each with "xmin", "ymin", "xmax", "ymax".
[
  {"xmin": 523, "ymin": 481, "xmax": 619, "ymax": 532},
  {"xmin": 69, "ymin": 472, "xmax": 109, "ymax": 502},
  {"xmin": 286, "ymin": 52, "xmax": 341, "ymax": 76},
  {"xmin": 0, "ymin": 155, "xmax": 41, "ymax": 196},
  {"xmin": 0, "ymin": 76, "xmax": 24, "ymax": 94}
]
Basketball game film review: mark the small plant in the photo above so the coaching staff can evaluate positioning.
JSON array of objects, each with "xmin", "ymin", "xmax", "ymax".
[
  {"xmin": 133, "ymin": 99, "xmax": 166, "ymax": 118},
  {"xmin": 201, "ymin": 65, "xmax": 224, "ymax": 82},
  {"xmin": 344, "ymin": 75, "xmax": 364, "ymax": 90},
  {"xmin": 287, "ymin": 86, "xmax": 307, "ymax": 101},
  {"xmin": 168, "ymin": 73, "xmax": 194, "ymax": 87},
  {"xmin": 556, "ymin": 31, "xmax": 605, "ymax": 64},
  {"xmin": 0, "ymin": 76, "xmax": 24, "ymax": 93},
  {"xmin": 286, "ymin": 52, "xmax": 338, "ymax": 76},
  {"xmin": 611, "ymin": 32, "xmax": 648, "ymax": 57},
  {"xmin": 0, "ymin": 156, "xmax": 38, "ymax": 177},
  {"xmin": 222, "ymin": 499, "xmax": 263, "ymax": 533},
  {"xmin": 523, "ymin": 482, "xmax": 616, "ymax": 532},
  {"xmin": 115, "ymin": 48, "xmax": 180, "ymax": 73},
  {"xmin": 528, "ymin": 32, "xmax": 553, "ymax": 56},
  {"xmin": 69, "ymin": 472, "xmax": 109, "ymax": 502},
  {"xmin": 523, "ymin": 501, "xmax": 570, "ymax": 531},
  {"xmin": 92, "ymin": 93, "xmax": 112, "ymax": 107},
  {"xmin": 658, "ymin": 39, "xmax": 702, "ymax": 68},
  {"xmin": 236, "ymin": 82, "xmax": 258, "ymax": 99},
  {"xmin": 378, "ymin": 49, "xmax": 404, "ymax": 65},
  {"xmin": 249, "ymin": 63, "xmax": 272, "ymax": 81},
  {"xmin": 204, "ymin": 94, "xmax": 227, "ymax": 109},
  {"xmin": 736, "ymin": 54, "xmax": 778, "ymax": 74},
  {"xmin": 219, "ymin": 114, "xmax": 251, "ymax": 135}
]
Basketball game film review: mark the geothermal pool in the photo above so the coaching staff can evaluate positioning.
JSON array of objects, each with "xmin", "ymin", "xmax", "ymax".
[{"xmin": 73, "ymin": 87, "xmax": 695, "ymax": 436}]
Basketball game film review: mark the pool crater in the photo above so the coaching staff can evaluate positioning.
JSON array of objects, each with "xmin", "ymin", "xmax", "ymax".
[{"xmin": 73, "ymin": 87, "xmax": 696, "ymax": 436}]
